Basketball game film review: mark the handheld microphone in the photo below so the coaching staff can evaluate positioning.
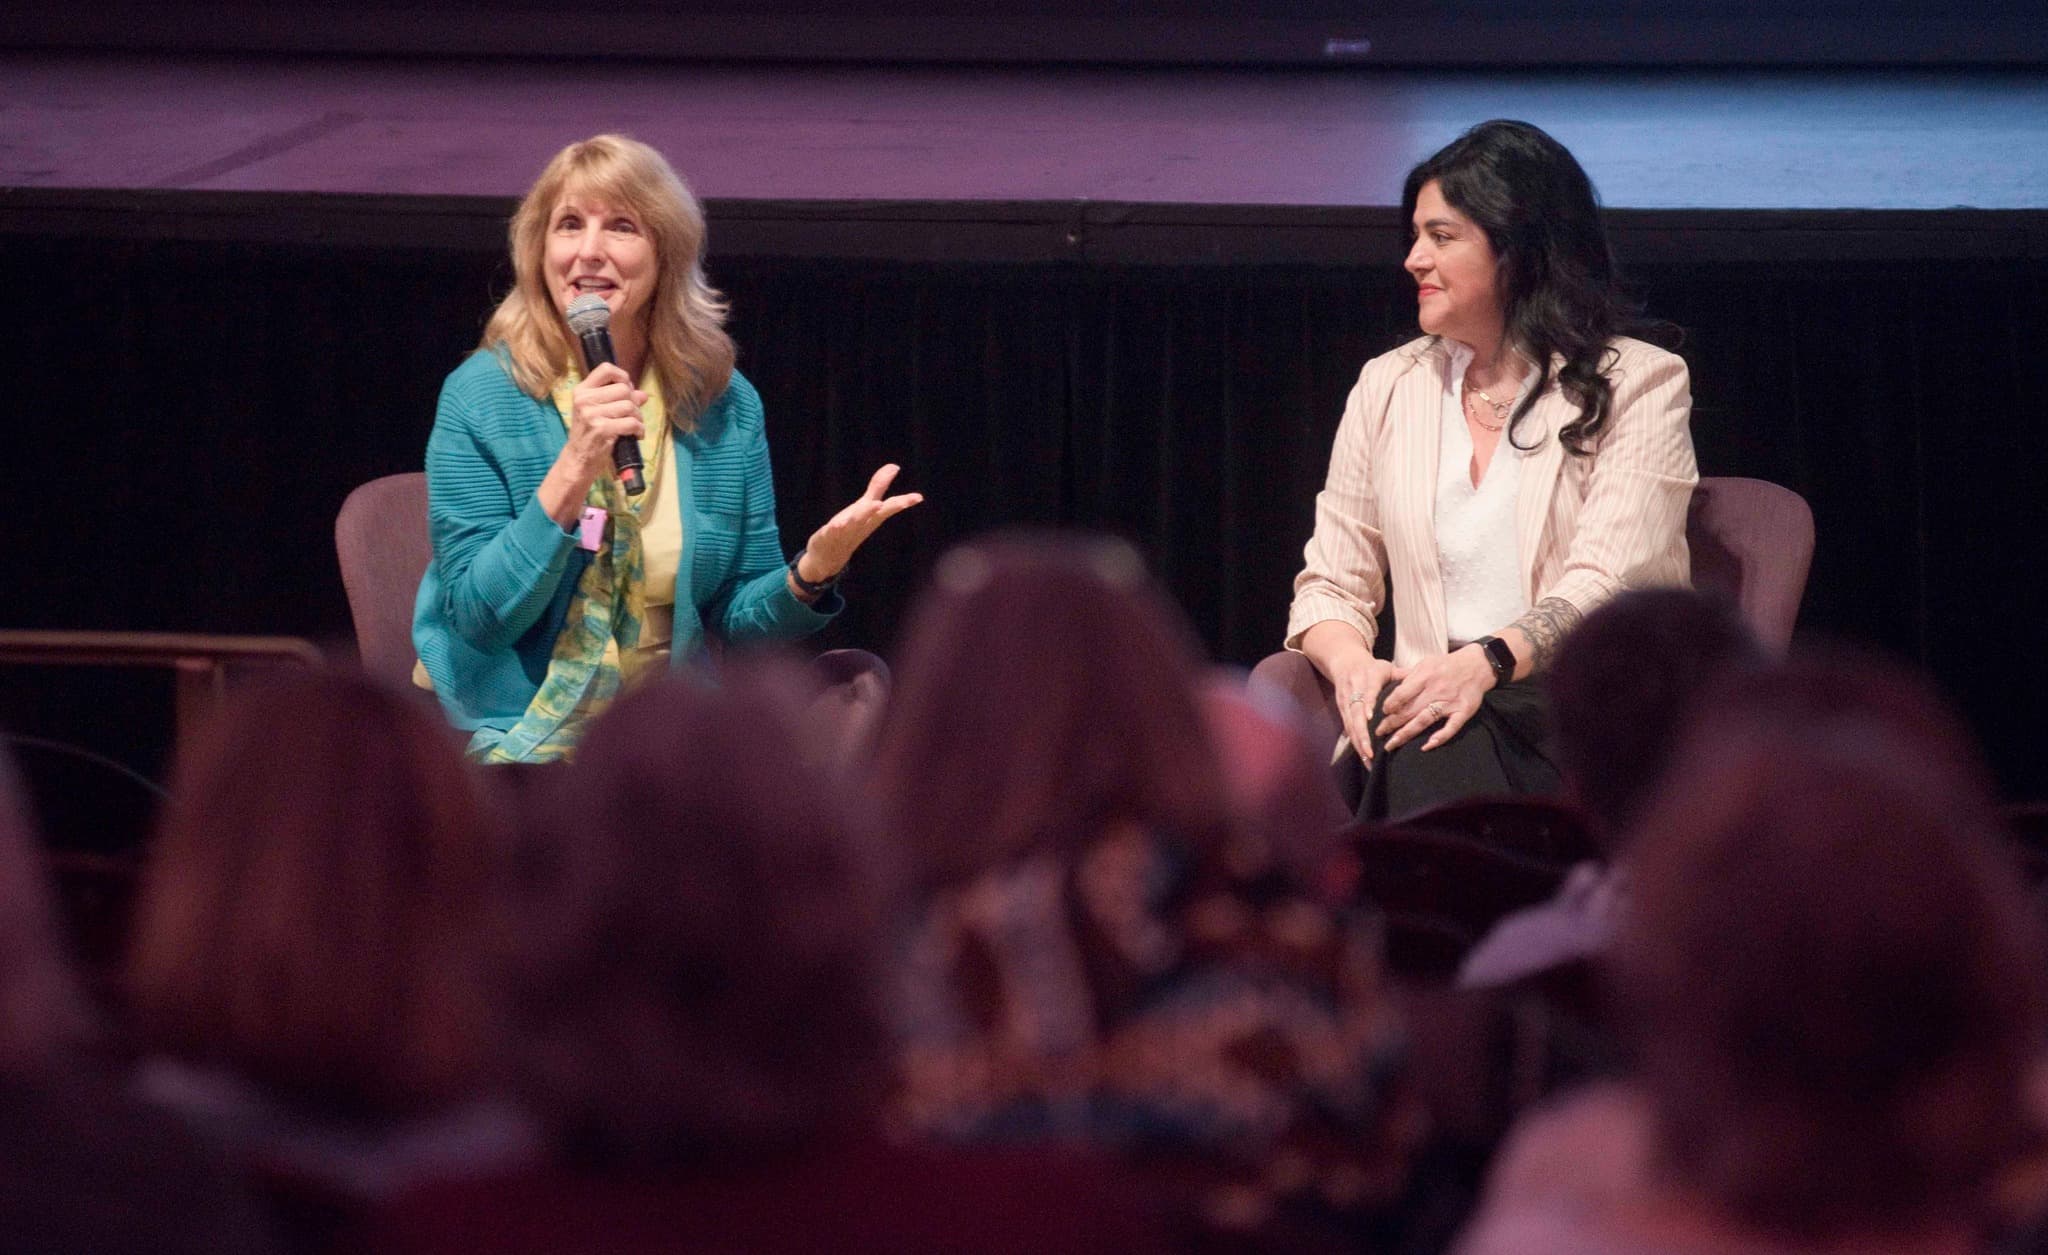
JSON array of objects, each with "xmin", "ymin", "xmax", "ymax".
[{"xmin": 565, "ymin": 294, "xmax": 645, "ymax": 496}]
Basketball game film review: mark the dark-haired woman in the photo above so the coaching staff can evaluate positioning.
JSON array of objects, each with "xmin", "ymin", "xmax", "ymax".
[{"xmin": 1287, "ymin": 119, "xmax": 1696, "ymax": 817}]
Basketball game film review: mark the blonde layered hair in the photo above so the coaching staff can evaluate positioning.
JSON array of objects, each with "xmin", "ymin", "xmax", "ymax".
[{"xmin": 483, "ymin": 134, "xmax": 736, "ymax": 426}]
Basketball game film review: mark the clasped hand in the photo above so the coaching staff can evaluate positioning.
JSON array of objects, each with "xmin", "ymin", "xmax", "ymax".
[
  {"xmin": 1375, "ymin": 644, "xmax": 1497, "ymax": 755},
  {"xmin": 1337, "ymin": 644, "xmax": 1496, "ymax": 763}
]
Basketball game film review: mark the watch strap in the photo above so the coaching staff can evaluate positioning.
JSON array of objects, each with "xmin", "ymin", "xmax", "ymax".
[
  {"xmin": 1475, "ymin": 635, "xmax": 1516, "ymax": 686},
  {"xmin": 788, "ymin": 548, "xmax": 842, "ymax": 598}
]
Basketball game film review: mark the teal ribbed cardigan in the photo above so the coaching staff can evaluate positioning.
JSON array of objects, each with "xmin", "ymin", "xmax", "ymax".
[{"xmin": 412, "ymin": 348, "xmax": 837, "ymax": 733}]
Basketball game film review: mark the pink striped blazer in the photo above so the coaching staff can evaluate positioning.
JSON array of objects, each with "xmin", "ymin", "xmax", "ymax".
[{"xmin": 1286, "ymin": 335, "xmax": 1697, "ymax": 667}]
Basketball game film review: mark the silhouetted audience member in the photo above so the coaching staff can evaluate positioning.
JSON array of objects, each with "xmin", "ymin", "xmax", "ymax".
[
  {"xmin": 0, "ymin": 738, "xmax": 279, "ymax": 1255},
  {"xmin": 0, "ymin": 743, "xmax": 92, "ymax": 1067},
  {"xmin": 1459, "ymin": 588, "xmax": 1764, "ymax": 988},
  {"xmin": 372, "ymin": 671, "xmax": 1167, "ymax": 1255},
  {"xmin": 1457, "ymin": 655, "xmax": 2047, "ymax": 1254},
  {"xmin": 1545, "ymin": 587, "xmax": 1768, "ymax": 847},
  {"xmin": 871, "ymin": 535, "xmax": 1416, "ymax": 1251},
  {"xmin": 127, "ymin": 671, "xmax": 536, "ymax": 1248}
]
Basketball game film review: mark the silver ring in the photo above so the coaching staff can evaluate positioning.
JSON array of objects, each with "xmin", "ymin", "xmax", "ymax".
[
  {"xmin": 1427, "ymin": 700, "xmax": 1447, "ymax": 720},
  {"xmin": 1346, "ymin": 691, "xmax": 1367, "ymax": 706}
]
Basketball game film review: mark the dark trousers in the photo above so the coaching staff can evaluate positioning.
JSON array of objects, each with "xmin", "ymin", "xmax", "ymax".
[{"xmin": 1348, "ymin": 679, "xmax": 1562, "ymax": 821}]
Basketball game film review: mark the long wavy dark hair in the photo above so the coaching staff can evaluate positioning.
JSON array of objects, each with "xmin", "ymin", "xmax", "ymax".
[{"xmin": 1402, "ymin": 119, "xmax": 1646, "ymax": 455}]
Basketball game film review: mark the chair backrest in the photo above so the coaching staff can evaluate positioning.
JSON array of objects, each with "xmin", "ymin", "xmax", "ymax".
[
  {"xmin": 1342, "ymin": 824, "xmax": 1568, "ymax": 925},
  {"xmin": 1391, "ymin": 795, "xmax": 1602, "ymax": 868},
  {"xmin": 335, "ymin": 473, "xmax": 432, "ymax": 685},
  {"xmin": 1337, "ymin": 823, "xmax": 1569, "ymax": 982},
  {"xmin": 1686, "ymin": 476, "xmax": 1814, "ymax": 651}
]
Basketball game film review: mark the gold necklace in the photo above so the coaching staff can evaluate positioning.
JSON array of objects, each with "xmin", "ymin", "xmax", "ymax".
[{"xmin": 1462, "ymin": 379, "xmax": 1513, "ymax": 432}]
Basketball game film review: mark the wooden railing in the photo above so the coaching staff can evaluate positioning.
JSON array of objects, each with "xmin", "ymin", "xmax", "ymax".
[{"xmin": 0, "ymin": 630, "xmax": 323, "ymax": 744}]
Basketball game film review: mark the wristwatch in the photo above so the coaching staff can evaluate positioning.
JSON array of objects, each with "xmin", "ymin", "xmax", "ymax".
[
  {"xmin": 787, "ymin": 548, "xmax": 843, "ymax": 599},
  {"xmin": 1474, "ymin": 635, "xmax": 1516, "ymax": 687}
]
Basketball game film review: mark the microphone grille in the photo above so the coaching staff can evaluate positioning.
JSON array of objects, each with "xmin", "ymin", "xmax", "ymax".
[{"xmin": 564, "ymin": 294, "xmax": 612, "ymax": 335}]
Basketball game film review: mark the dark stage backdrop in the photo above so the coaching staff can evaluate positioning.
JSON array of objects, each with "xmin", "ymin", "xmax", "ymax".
[
  {"xmin": 2, "ymin": 235, "xmax": 2043, "ymax": 799},
  {"xmin": 7, "ymin": 0, "xmax": 2044, "ymax": 65}
]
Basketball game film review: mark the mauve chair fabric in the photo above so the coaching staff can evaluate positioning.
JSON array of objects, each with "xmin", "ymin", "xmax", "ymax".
[
  {"xmin": 1250, "ymin": 649, "xmax": 1345, "ymax": 767},
  {"xmin": 1684, "ymin": 475, "xmax": 1814, "ymax": 652},
  {"xmin": 335, "ymin": 472, "xmax": 433, "ymax": 686}
]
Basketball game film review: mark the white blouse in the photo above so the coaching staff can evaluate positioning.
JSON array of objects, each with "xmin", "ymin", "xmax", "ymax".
[{"xmin": 1436, "ymin": 344, "xmax": 1531, "ymax": 646}]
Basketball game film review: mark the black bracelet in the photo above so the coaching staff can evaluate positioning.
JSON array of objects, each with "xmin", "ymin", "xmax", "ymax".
[
  {"xmin": 1474, "ymin": 635, "xmax": 1516, "ymax": 686},
  {"xmin": 787, "ymin": 548, "xmax": 843, "ymax": 598}
]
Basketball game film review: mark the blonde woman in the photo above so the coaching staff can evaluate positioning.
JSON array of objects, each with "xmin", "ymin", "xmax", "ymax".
[{"xmin": 413, "ymin": 135, "xmax": 919, "ymax": 762}]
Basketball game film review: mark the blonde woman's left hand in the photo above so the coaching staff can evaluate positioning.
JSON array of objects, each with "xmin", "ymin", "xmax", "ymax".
[{"xmin": 796, "ymin": 464, "xmax": 924, "ymax": 583}]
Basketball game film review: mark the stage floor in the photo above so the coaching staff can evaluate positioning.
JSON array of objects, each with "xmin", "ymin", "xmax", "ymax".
[{"xmin": 4, "ymin": 52, "xmax": 2046, "ymax": 262}]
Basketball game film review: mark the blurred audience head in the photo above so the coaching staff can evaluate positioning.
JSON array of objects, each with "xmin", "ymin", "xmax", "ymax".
[
  {"xmin": 1545, "ymin": 587, "xmax": 1767, "ymax": 846},
  {"xmin": 0, "ymin": 739, "xmax": 92, "ymax": 1072},
  {"xmin": 869, "ymin": 531, "xmax": 1232, "ymax": 890},
  {"xmin": 1612, "ymin": 651, "xmax": 2041, "ymax": 1239},
  {"xmin": 127, "ymin": 669, "xmax": 501, "ymax": 1115},
  {"xmin": 508, "ymin": 671, "xmax": 892, "ymax": 1163},
  {"xmin": 1201, "ymin": 671, "xmax": 1350, "ymax": 888}
]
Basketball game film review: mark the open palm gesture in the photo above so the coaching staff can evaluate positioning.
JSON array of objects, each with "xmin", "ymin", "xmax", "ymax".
[{"xmin": 800, "ymin": 463, "xmax": 924, "ymax": 578}]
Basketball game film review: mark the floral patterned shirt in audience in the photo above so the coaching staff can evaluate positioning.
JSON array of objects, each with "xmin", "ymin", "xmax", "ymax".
[{"xmin": 890, "ymin": 821, "xmax": 1417, "ymax": 1247}]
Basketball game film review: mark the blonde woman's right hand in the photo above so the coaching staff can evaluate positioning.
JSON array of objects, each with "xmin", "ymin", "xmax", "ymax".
[
  {"xmin": 563, "ymin": 361, "xmax": 647, "ymax": 481},
  {"xmin": 537, "ymin": 362, "xmax": 650, "ymax": 527}
]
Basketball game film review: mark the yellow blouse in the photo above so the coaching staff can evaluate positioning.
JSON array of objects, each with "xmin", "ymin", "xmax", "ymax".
[{"xmin": 550, "ymin": 370, "xmax": 682, "ymax": 679}]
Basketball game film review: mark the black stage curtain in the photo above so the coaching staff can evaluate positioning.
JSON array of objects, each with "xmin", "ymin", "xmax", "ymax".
[{"xmin": 3, "ymin": 237, "xmax": 2042, "ymax": 797}]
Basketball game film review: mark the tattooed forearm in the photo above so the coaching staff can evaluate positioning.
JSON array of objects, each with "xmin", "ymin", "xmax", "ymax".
[{"xmin": 1507, "ymin": 597, "xmax": 1584, "ymax": 673}]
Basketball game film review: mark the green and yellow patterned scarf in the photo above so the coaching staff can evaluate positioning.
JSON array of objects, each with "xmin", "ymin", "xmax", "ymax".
[{"xmin": 466, "ymin": 372, "xmax": 664, "ymax": 763}]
